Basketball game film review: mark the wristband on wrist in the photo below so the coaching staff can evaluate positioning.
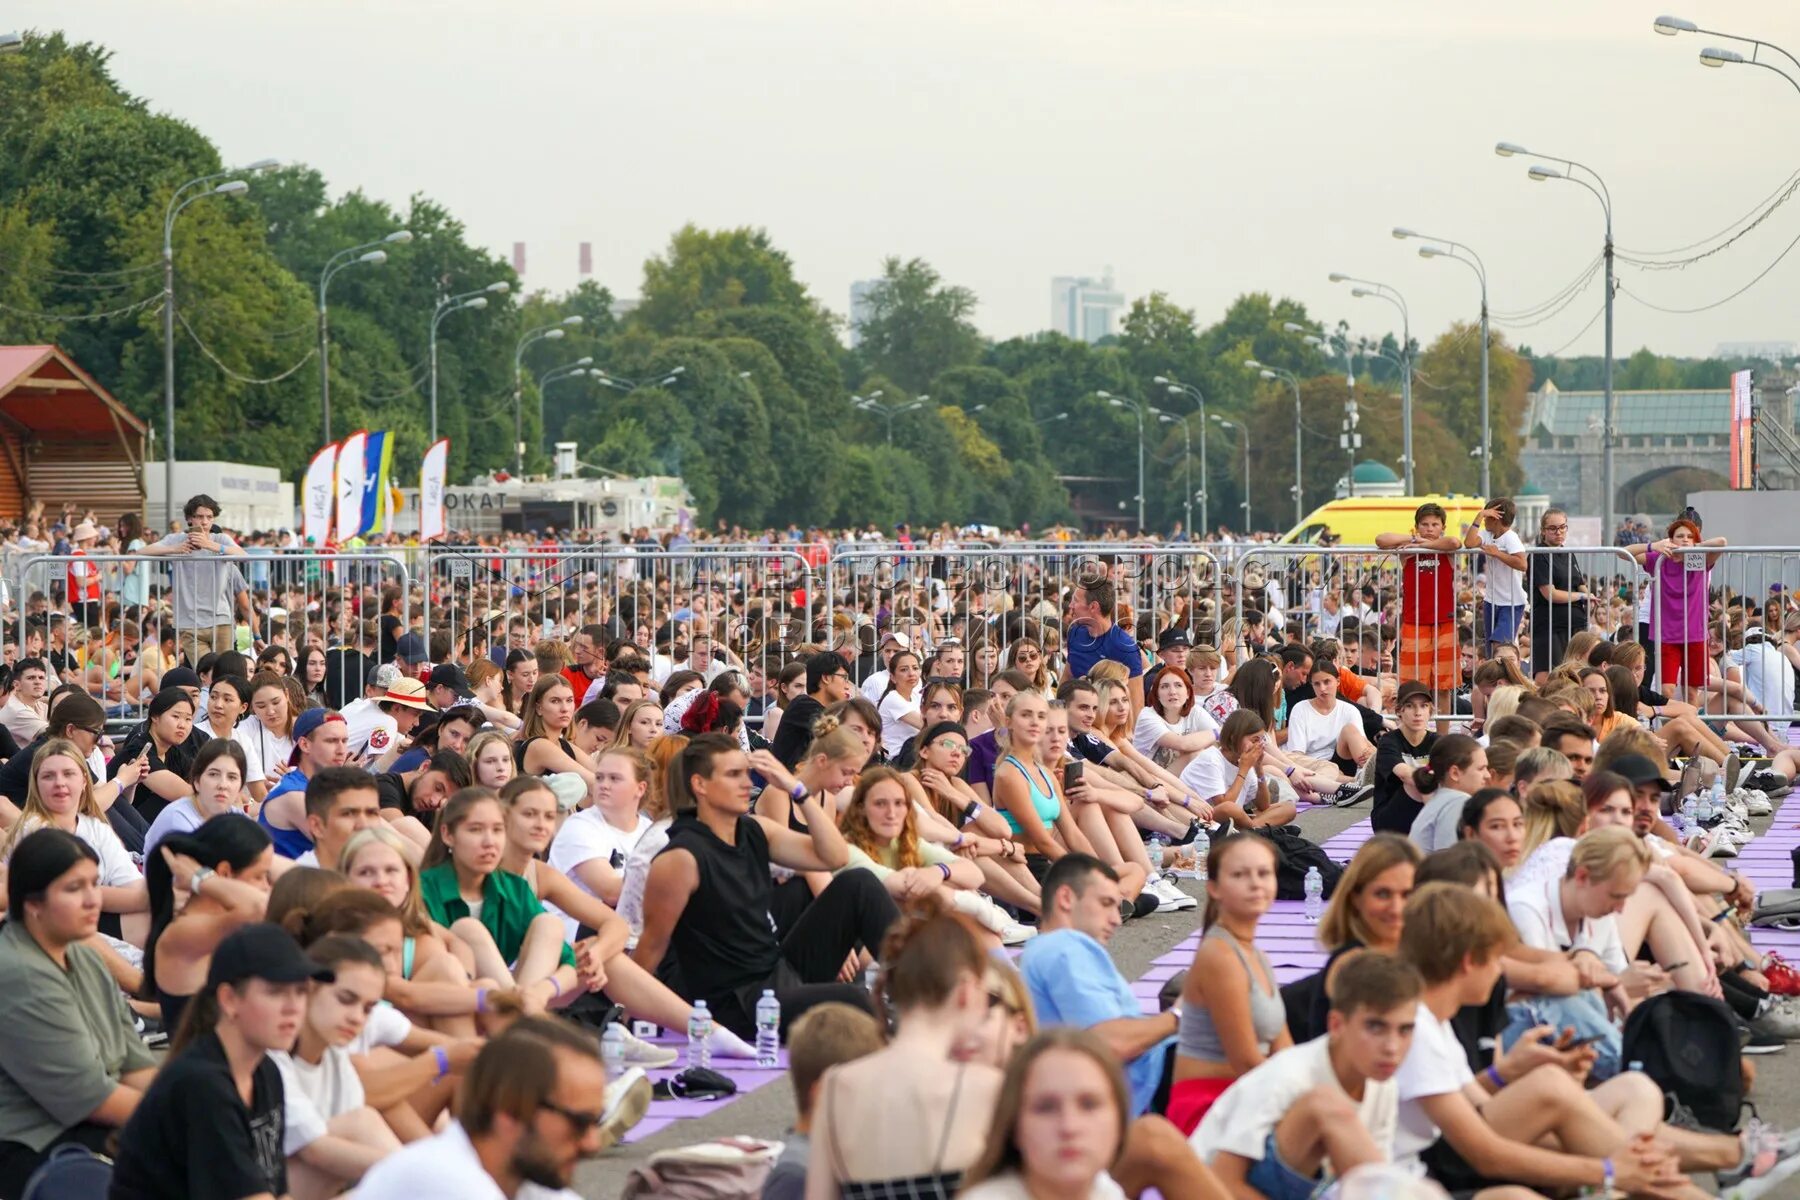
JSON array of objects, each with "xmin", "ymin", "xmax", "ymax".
[
  {"xmin": 937, "ymin": 863, "xmax": 952, "ymax": 881},
  {"xmin": 789, "ymin": 780, "xmax": 809, "ymax": 802},
  {"xmin": 952, "ymin": 834, "xmax": 966, "ymax": 849},
  {"xmin": 475, "ymin": 987, "xmax": 488, "ymax": 1014},
  {"xmin": 548, "ymin": 976, "xmax": 564, "ymax": 1001},
  {"xmin": 433, "ymin": 1046, "xmax": 451, "ymax": 1082},
  {"xmin": 1601, "ymin": 1157, "xmax": 1614, "ymax": 1194},
  {"xmin": 1484, "ymin": 1063, "xmax": 1505, "ymax": 1089}
]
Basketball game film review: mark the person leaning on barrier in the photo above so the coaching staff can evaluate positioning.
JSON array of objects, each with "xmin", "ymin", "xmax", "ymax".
[{"xmin": 137, "ymin": 493, "xmax": 248, "ymax": 664}]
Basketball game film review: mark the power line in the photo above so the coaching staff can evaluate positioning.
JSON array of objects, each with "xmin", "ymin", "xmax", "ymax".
[
  {"xmin": 178, "ymin": 310, "xmax": 317, "ymax": 384},
  {"xmin": 1616, "ymin": 166, "xmax": 1800, "ymax": 260},
  {"xmin": 0, "ymin": 292, "xmax": 163, "ymax": 322},
  {"xmin": 1529, "ymin": 300, "xmax": 1608, "ymax": 359},
  {"xmin": 1491, "ymin": 253, "xmax": 1604, "ymax": 321},
  {"xmin": 1616, "ymin": 224, "xmax": 1800, "ymax": 314}
]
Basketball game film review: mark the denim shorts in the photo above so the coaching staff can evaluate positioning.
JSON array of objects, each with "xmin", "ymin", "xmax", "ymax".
[
  {"xmin": 1245, "ymin": 1130, "xmax": 1326, "ymax": 1200},
  {"xmin": 1480, "ymin": 602, "xmax": 1524, "ymax": 646}
]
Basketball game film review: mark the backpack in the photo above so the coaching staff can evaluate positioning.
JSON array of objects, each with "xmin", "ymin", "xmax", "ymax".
[
  {"xmin": 22, "ymin": 1144, "xmax": 111, "ymax": 1200},
  {"xmin": 1748, "ymin": 886, "xmax": 1800, "ymax": 930},
  {"xmin": 1618, "ymin": 991, "xmax": 1745, "ymax": 1132},
  {"xmin": 1249, "ymin": 826, "xmax": 1345, "ymax": 900},
  {"xmin": 620, "ymin": 1136, "xmax": 783, "ymax": 1200}
]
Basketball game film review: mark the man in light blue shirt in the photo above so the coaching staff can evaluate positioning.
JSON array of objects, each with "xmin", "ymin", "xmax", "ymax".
[{"xmin": 1019, "ymin": 854, "xmax": 1179, "ymax": 1116}]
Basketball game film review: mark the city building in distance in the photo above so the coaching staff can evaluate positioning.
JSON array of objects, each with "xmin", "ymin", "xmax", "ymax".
[{"xmin": 1051, "ymin": 270, "xmax": 1124, "ymax": 343}]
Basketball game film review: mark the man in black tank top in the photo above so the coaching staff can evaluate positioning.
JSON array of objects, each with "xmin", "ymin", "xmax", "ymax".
[{"xmin": 633, "ymin": 736, "xmax": 899, "ymax": 1039}]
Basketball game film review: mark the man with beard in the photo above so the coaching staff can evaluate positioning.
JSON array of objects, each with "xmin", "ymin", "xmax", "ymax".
[{"xmin": 353, "ymin": 1015, "xmax": 628, "ymax": 1199}]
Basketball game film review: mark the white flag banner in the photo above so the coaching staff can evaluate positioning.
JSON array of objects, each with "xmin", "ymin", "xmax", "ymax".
[
  {"xmin": 301, "ymin": 443, "xmax": 337, "ymax": 546},
  {"xmin": 335, "ymin": 429, "xmax": 368, "ymax": 543},
  {"xmin": 420, "ymin": 438, "xmax": 449, "ymax": 542}
]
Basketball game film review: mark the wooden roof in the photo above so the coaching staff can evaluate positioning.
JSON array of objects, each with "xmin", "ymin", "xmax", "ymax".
[{"xmin": 0, "ymin": 345, "xmax": 149, "ymax": 439}]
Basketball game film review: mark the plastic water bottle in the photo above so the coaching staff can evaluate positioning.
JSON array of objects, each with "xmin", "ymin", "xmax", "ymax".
[
  {"xmin": 1710, "ymin": 774, "xmax": 1728, "ymax": 817},
  {"xmin": 754, "ymin": 989, "xmax": 781, "ymax": 1069},
  {"xmin": 686, "ymin": 1000, "xmax": 713, "ymax": 1071},
  {"xmin": 1146, "ymin": 835, "xmax": 1165, "ymax": 875},
  {"xmin": 601, "ymin": 1022, "xmax": 626, "ymax": 1077},
  {"xmin": 1695, "ymin": 787, "xmax": 1715, "ymax": 829},
  {"xmin": 1679, "ymin": 794, "xmax": 1698, "ymax": 836},
  {"xmin": 1303, "ymin": 866, "xmax": 1324, "ymax": 923},
  {"xmin": 1193, "ymin": 826, "xmax": 1210, "ymax": 881}
]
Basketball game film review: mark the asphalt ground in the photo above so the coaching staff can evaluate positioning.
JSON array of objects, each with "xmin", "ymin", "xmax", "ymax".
[{"xmin": 573, "ymin": 795, "xmax": 1800, "ymax": 1197}]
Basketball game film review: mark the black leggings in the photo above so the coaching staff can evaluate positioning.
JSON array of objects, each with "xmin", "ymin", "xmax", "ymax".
[
  {"xmin": 107, "ymin": 798, "xmax": 148, "ymax": 855},
  {"xmin": 716, "ymin": 868, "xmax": 900, "ymax": 1040},
  {"xmin": 0, "ymin": 1121, "xmax": 112, "ymax": 1200}
]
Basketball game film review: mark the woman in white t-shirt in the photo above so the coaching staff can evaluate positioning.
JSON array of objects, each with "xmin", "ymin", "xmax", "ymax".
[
  {"xmin": 877, "ymin": 649, "xmax": 926, "ymax": 760},
  {"xmin": 273, "ymin": 934, "xmax": 403, "ymax": 1197},
  {"xmin": 1178, "ymin": 710, "xmax": 1295, "ymax": 832},
  {"xmin": 1132, "ymin": 669, "xmax": 1218, "ymax": 773},
  {"xmin": 234, "ymin": 674, "xmax": 295, "ymax": 801},
  {"xmin": 2, "ymin": 736, "xmax": 147, "ymax": 942},
  {"xmin": 961, "ymin": 1028, "xmax": 1218, "ymax": 1200},
  {"xmin": 547, "ymin": 744, "xmax": 653, "ymax": 911},
  {"xmin": 1284, "ymin": 661, "xmax": 1374, "ymax": 773}
]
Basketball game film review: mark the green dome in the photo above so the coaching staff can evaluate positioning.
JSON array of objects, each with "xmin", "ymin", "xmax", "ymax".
[
  {"xmin": 1351, "ymin": 461, "xmax": 1401, "ymax": 484},
  {"xmin": 1518, "ymin": 485, "xmax": 1548, "ymax": 496}
]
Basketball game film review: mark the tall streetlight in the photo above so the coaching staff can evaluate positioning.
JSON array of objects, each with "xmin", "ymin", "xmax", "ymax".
[
  {"xmin": 1497, "ymin": 140, "xmax": 1615, "ymax": 537},
  {"xmin": 537, "ymin": 356, "xmax": 594, "ymax": 449},
  {"xmin": 1394, "ymin": 227, "xmax": 1491, "ymax": 496},
  {"xmin": 513, "ymin": 316, "xmax": 583, "ymax": 474},
  {"xmin": 162, "ymin": 161, "xmax": 274, "ymax": 528},
  {"xmin": 1330, "ymin": 274, "xmax": 1415, "ymax": 494},
  {"xmin": 1155, "ymin": 375, "xmax": 1210, "ymax": 532},
  {"xmin": 319, "ymin": 230, "xmax": 413, "ymax": 446},
  {"xmin": 1245, "ymin": 357, "xmax": 1306, "ymax": 525},
  {"xmin": 853, "ymin": 390, "xmax": 927, "ymax": 446},
  {"xmin": 428, "ymin": 281, "xmax": 508, "ymax": 443},
  {"xmin": 1097, "ymin": 390, "xmax": 1146, "ymax": 531},
  {"xmin": 1153, "ymin": 409, "xmax": 1193, "ymax": 536},
  {"xmin": 1654, "ymin": 15, "xmax": 1800, "ymax": 94},
  {"xmin": 1211, "ymin": 416, "xmax": 1251, "ymax": 533}
]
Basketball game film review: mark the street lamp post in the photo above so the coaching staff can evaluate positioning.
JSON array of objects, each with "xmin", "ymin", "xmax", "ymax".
[
  {"xmin": 1156, "ymin": 376, "xmax": 1210, "ymax": 532},
  {"xmin": 1098, "ymin": 391, "xmax": 1146, "ymax": 531},
  {"xmin": 429, "ymin": 281, "xmax": 509, "ymax": 443},
  {"xmin": 1394, "ymin": 227, "xmax": 1491, "ymax": 496},
  {"xmin": 536, "ymin": 356, "xmax": 593, "ymax": 449},
  {"xmin": 1245, "ymin": 358, "xmax": 1306, "ymax": 526},
  {"xmin": 320, "ymin": 230, "xmax": 413, "ymax": 446},
  {"xmin": 1497, "ymin": 141, "xmax": 1614, "ymax": 536},
  {"xmin": 594, "ymin": 365, "xmax": 686, "ymax": 395},
  {"xmin": 162, "ymin": 161, "xmax": 273, "ymax": 529},
  {"xmin": 1211, "ymin": 415, "xmax": 1251, "ymax": 533},
  {"xmin": 1154, "ymin": 410, "xmax": 1193, "ymax": 536},
  {"xmin": 853, "ymin": 390, "xmax": 927, "ymax": 447},
  {"xmin": 1655, "ymin": 15, "xmax": 1800, "ymax": 94},
  {"xmin": 1329, "ymin": 274, "xmax": 1414, "ymax": 494},
  {"xmin": 513, "ymin": 316, "xmax": 584, "ymax": 474}
]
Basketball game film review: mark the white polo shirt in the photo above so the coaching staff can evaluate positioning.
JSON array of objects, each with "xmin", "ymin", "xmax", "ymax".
[{"xmin": 1508, "ymin": 875, "xmax": 1628, "ymax": 975}]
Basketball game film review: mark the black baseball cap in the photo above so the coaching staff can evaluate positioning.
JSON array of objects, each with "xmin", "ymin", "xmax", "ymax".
[
  {"xmin": 428, "ymin": 662, "xmax": 475, "ymax": 699},
  {"xmin": 1156, "ymin": 628, "xmax": 1192, "ymax": 651},
  {"xmin": 1609, "ymin": 753, "xmax": 1668, "ymax": 791},
  {"xmin": 207, "ymin": 923, "xmax": 334, "ymax": 989},
  {"xmin": 395, "ymin": 632, "xmax": 428, "ymax": 661},
  {"xmin": 1395, "ymin": 680, "xmax": 1433, "ymax": 707}
]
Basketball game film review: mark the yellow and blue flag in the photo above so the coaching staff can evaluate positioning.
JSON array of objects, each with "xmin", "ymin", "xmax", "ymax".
[{"xmin": 361, "ymin": 430, "xmax": 395, "ymax": 535}]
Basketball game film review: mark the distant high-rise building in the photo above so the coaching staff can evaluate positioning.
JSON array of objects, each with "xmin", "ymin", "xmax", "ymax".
[
  {"xmin": 1051, "ymin": 269, "xmax": 1124, "ymax": 343},
  {"xmin": 512, "ymin": 242, "xmax": 527, "ymax": 277},
  {"xmin": 579, "ymin": 242, "xmax": 593, "ymax": 277},
  {"xmin": 848, "ymin": 279, "xmax": 880, "ymax": 348}
]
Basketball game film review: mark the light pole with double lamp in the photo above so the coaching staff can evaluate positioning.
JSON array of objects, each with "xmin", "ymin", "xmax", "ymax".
[
  {"xmin": 163, "ymin": 160, "xmax": 275, "ymax": 529},
  {"xmin": 1244, "ymin": 357, "xmax": 1306, "ymax": 526},
  {"xmin": 1329, "ymin": 274, "xmax": 1414, "ymax": 495},
  {"xmin": 429, "ymin": 281, "xmax": 509, "ymax": 443},
  {"xmin": 1155, "ymin": 376, "xmax": 1210, "ymax": 532},
  {"xmin": 1496, "ymin": 140, "xmax": 1614, "ymax": 537},
  {"xmin": 1097, "ymin": 391, "xmax": 1147, "ymax": 531},
  {"xmin": 319, "ymin": 230, "xmax": 413, "ymax": 446},
  {"xmin": 1655, "ymin": 14, "xmax": 1800, "ymax": 95},
  {"xmin": 1151, "ymin": 409, "xmax": 1194, "ymax": 536},
  {"xmin": 1394, "ymin": 227, "xmax": 1490, "ymax": 496},
  {"xmin": 854, "ymin": 390, "xmax": 928, "ymax": 447},
  {"xmin": 1211, "ymin": 415, "xmax": 1250, "ymax": 534},
  {"xmin": 513, "ymin": 316, "xmax": 583, "ymax": 474},
  {"xmin": 594, "ymin": 365, "xmax": 686, "ymax": 395}
]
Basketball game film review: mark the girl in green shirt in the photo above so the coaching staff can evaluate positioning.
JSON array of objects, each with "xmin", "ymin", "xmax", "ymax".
[{"xmin": 418, "ymin": 787, "xmax": 577, "ymax": 1015}]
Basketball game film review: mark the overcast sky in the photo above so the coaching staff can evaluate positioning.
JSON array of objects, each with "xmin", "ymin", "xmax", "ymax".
[{"xmin": 20, "ymin": 0, "xmax": 1800, "ymax": 359}]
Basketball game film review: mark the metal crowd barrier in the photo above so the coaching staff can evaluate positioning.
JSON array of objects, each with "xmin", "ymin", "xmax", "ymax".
[
  {"xmin": 418, "ymin": 545, "xmax": 815, "ymax": 680},
  {"xmin": 1641, "ymin": 546, "xmax": 1800, "ymax": 723},
  {"xmin": 11, "ymin": 550, "xmax": 412, "ymax": 721}
]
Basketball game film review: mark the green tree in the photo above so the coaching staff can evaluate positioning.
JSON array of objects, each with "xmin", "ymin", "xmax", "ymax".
[
  {"xmin": 637, "ymin": 225, "xmax": 828, "ymax": 340},
  {"xmin": 1414, "ymin": 322, "xmax": 1532, "ymax": 495},
  {"xmin": 854, "ymin": 256, "xmax": 983, "ymax": 393}
]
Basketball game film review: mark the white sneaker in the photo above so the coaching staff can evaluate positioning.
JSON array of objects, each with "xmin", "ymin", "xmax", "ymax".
[
  {"xmin": 597, "ymin": 1067, "xmax": 651, "ymax": 1150},
  {"xmin": 1738, "ymin": 789, "xmax": 1774, "ymax": 817},
  {"xmin": 615, "ymin": 1025, "xmax": 679, "ymax": 1069},
  {"xmin": 1149, "ymin": 875, "xmax": 1197, "ymax": 912},
  {"xmin": 998, "ymin": 921, "xmax": 1037, "ymax": 946},
  {"xmin": 1709, "ymin": 835, "xmax": 1742, "ymax": 859}
]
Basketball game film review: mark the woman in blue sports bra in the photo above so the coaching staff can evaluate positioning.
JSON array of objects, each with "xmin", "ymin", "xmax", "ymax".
[{"xmin": 990, "ymin": 691, "xmax": 1098, "ymax": 864}]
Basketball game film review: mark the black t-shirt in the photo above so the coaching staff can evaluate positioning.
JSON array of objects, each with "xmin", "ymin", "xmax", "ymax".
[
  {"xmin": 109, "ymin": 1030, "xmax": 287, "ymax": 1200},
  {"xmin": 375, "ymin": 771, "xmax": 412, "ymax": 814},
  {"xmin": 1283, "ymin": 683, "xmax": 1315, "ymax": 724},
  {"xmin": 1371, "ymin": 727, "xmax": 1437, "ymax": 834},
  {"xmin": 661, "ymin": 813, "xmax": 781, "ymax": 999},
  {"xmin": 768, "ymin": 694, "xmax": 825, "ymax": 770},
  {"xmin": 379, "ymin": 614, "xmax": 403, "ymax": 663},
  {"xmin": 1526, "ymin": 551, "xmax": 1588, "ymax": 634},
  {"xmin": 1450, "ymin": 978, "xmax": 1510, "ymax": 1076},
  {"xmin": 1071, "ymin": 731, "xmax": 1114, "ymax": 766},
  {"xmin": 1638, "ymin": 681, "xmax": 1669, "ymax": 711},
  {"xmin": 0, "ymin": 733, "xmax": 50, "ymax": 805}
]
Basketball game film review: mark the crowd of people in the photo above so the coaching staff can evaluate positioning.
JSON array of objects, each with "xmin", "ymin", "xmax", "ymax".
[{"xmin": 0, "ymin": 492, "xmax": 1793, "ymax": 1198}]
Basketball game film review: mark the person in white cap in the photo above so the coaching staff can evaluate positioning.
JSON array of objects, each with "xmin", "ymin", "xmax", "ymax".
[
  {"xmin": 341, "ymin": 675, "xmax": 436, "ymax": 768},
  {"xmin": 859, "ymin": 630, "xmax": 912, "ymax": 703},
  {"xmin": 65, "ymin": 520, "xmax": 102, "ymax": 630}
]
